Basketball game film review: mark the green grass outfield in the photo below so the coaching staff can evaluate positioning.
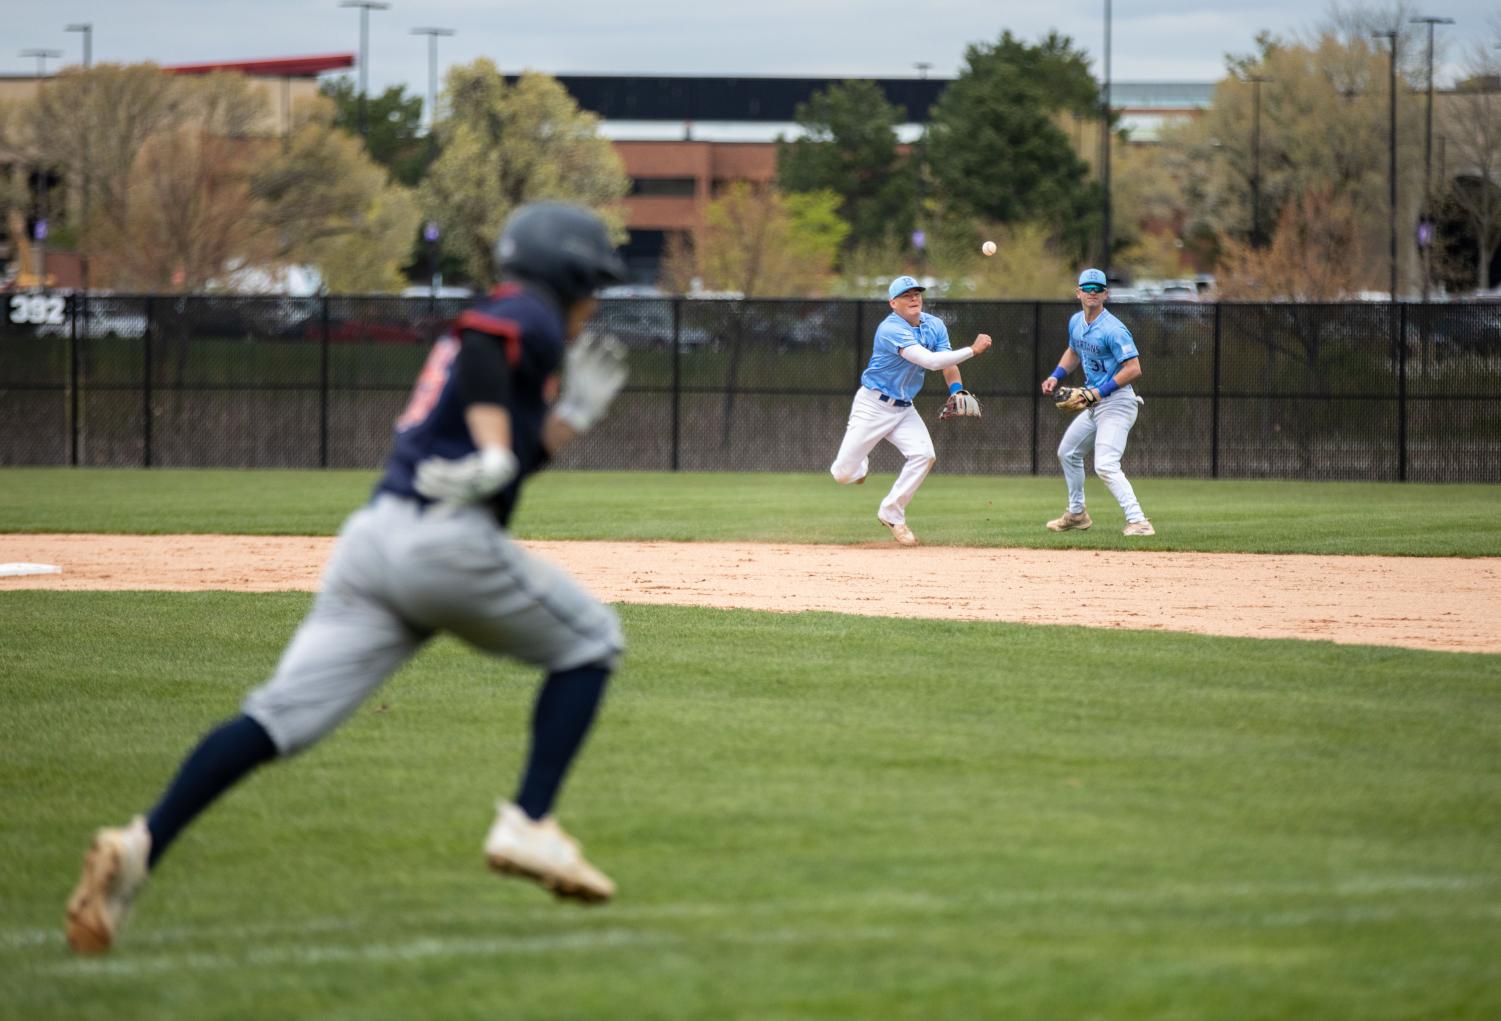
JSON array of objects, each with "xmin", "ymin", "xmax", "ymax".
[
  {"xmin": 2, "ymin": 594, "xmax": 1498, "ymax": 1020},
  {"xmin": 2, "ymin": 469, "xmax": 1499, "ymax": 1018},
  {"xmin": 3, "ymin": 467, "xmax": 1500, "ymax": 555}
]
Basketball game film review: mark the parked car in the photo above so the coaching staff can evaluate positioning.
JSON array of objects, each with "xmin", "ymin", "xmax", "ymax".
[{"xmin": 599, "ymin": 301, "xmax": 715, "ymax": 351}]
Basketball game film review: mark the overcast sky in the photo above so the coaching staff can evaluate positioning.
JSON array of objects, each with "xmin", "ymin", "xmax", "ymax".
[{"xmin": 8, "ymin": 1, "xmax": 1499, "ymax": 97}]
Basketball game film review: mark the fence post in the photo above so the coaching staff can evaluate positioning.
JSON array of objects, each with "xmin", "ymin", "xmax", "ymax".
[
  {"xmin": 319, "ymin": 296, "xmax": 331, "ymax": 468},
  {"xmin": 1211, "ymin": 302, "xmax": 1222, "ymax": 478},
  {"xmin": 1397, "ymin": 302, "xmax": 1408, "ymax": 482},
  {"xmin": 670, "ymin": 296, "xmax": 681, "ymax": 472},
  {"xmin": 142, "ymin": 296, "xmax": 153, "ymax": 468},
  {"xmin": 1030, "ymin": 301, "xmax": 1041, "ymax": 475},
  {"xmin": 853, "ymin": 299, "xmax": 865, "ymax": 387},
  {"xmin": 69, "ymin": 293, "xmax": 80, "ymax": 466}
]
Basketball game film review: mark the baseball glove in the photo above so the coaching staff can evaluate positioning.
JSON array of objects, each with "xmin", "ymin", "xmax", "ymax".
[
  {"xmin": 939, "ymin": 389, "xmax": 982, "ymax": 420},
  {"xmin": 1054, "ymin": 385, "xmax": 1100, "ymax": 412}
]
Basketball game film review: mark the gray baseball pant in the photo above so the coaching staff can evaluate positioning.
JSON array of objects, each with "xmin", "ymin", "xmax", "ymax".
[
  {"xmin": 242, "ymin": 494, "xmax": 623, "ymax": 756},
  {"xmin": 1057, "ymin": 389, "xmax": 1147, "ymax": 524}
]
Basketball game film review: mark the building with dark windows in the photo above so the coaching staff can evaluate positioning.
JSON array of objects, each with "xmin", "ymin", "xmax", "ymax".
[{"xmin": 534, "ymin": 74, "xmax": 1214, "ymax": 282}]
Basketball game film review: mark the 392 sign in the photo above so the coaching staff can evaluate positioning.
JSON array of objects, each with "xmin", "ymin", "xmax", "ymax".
[{"xmin": 9, "ymin": 294, "xmax": 67, "ymax": 326}]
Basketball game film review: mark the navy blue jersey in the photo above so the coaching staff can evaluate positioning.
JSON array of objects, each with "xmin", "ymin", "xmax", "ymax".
[{"xmin": 375, "ymin": 283, "xmax": 564, "ymax": 526}]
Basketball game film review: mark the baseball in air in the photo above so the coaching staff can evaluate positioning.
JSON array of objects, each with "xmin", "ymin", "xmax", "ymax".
[{"xmin": 981, "ymin": 241, "xmax": 997, "ymax": 256}]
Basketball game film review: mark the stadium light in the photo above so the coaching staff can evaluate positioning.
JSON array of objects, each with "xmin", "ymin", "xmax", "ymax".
[
  {"xmin": 21, "ymin": 48, "xmax": 62, "ymax": 77},
  {"xmin": 1244, "ymin": 75, "xmax": 1272, "ymax": 249},
  {"xmin": 1411, "ymin": 15, "xmax": 1454, "ymax": 303},
  {"xmin": 1101, "ymin": 0, "xmax": 1112, "ymax": 277},
  {"xmin": 410, "ymin": 27, "xmax": 454, "ymax": 143},
  {"xmin": 64, "ymin": 23, "xmax": 92, "ymax": 69},
  {"xmin": 1372, "ymin": 29, "xmax": 1398, "ymax": 299},
  {"xmin": 340, "ymin": 0, "xmax": 390, "ymax": 137}
]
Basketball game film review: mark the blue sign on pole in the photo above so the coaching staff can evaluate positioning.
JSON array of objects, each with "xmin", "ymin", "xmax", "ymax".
[
  {"xmin": 34, "ymin": 219, "xmax": 48, "ymax": 241},
  {"xmin": 1416, "ymin": 220, "xmax": 1434, "ymax": 248},
  {"xmin": 423, "ymin": 221, "xmax": 440, "ymax": 242},
  {"xmin": 911, "ymin": 229, "xmax": 926, "ymax": 250}
]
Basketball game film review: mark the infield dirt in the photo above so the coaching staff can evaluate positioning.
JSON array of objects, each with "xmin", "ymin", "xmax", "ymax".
[{"xmin": 3, "ymin": 534, "xmax": 1499, "ymax": 655}]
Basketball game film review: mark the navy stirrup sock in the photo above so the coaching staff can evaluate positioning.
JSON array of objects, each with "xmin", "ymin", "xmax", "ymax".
[
  {"xmin": 515, "ymin": 663, "xmax": 610, "ymax": 821},
  {"xmin": 146, "ymin": 714, "xmax": 277, "ymax": 868}
]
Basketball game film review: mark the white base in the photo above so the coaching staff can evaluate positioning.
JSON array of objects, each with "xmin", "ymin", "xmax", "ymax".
[{"xmin": 0, "ymin": 563, "xmax": 62, "ymax": 577}]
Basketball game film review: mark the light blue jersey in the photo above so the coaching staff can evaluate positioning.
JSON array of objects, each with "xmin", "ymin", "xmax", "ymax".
[
  {"xmin": 1068, "ymin": 307, "xmax": 1138, "ymax": 390},
  {"xmin": 860, "ymin": 312, "xmax": 951, "ymax": 401}
]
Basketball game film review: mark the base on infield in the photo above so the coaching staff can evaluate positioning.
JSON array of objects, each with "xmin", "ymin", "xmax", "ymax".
[{"xmin": 0, "ymin": 562, "xmax": 62, "ymax": 577}]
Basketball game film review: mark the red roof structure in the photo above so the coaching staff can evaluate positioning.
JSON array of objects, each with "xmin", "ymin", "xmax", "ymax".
[{"xmin": 163, "ymin": 54, "xmax": 354, "ymax": 78}]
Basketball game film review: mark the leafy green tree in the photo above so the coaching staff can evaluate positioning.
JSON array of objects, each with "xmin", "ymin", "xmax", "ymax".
[
  {"xmin": 420, "ymin": 61, "xmax": 629, "ymax": 287},
  {"xmin": 925, "ymin": 31, "xmax": 1101, "ymax": 259},
  {"xmin": 777, "ymin": 80, "xmax": 916, "ymax": 253},
  {"xmin": 663, "ymin": 184, "xmax": 847, "ymax": 297},
  {"xmin": 254, "ymin": 98, "xmax": 421, "ymax": 292},
  {"xmin": 319, "ymin": 76, "xmax": 428, "ymax": 187}
]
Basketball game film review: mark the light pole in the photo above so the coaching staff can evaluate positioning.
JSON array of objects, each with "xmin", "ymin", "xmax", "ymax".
[
  {"xmin": 1246, "ymin": 75, "xmax": 1271, "ymax": 248},
  {"xmin": 66, "ymin": 24, "xmax": 93, "ymax": 291},
  {"xmin": 411, "ymin": 27, "xmax": 453, "ymax": 152},
  {"xmin": 340, "ymin": 0, "xmax": 390, "ymax": 137},
  {"xmin": 1373, "ymin": 29, "xmax": 1398, "ymax": 299},
  {"xmin": 913, "ymin": 61, "xmax": 931, "ymax": 277},
  {"xmin": 64, "ymin": 23, "xmax": 91, "ymax": 67},
  {"xmin": 1411, "ymin": 15, "xmax": 1453, "ymax": 303},
  {"xmin": 21, "ymin": 48, "xmax": 62, "ymax": 288},
  {"xmin": 21, "ymin": 47, "xmax": 61, "ymax": 77},
  {"xmin": 413, "ymin": 27, "xmax": 453, "ymax": 298},
  {"xmin": 1101, "ymin": 0, "xmax": 1112, "ymax": 276}
]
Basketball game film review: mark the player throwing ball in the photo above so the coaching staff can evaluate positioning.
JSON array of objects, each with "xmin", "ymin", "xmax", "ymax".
[
  {"xmin": 1040, "ymin": 268, "xmax": 1154, "ymax": 536},
  {"xmin": 65, "ymin": 202, "xmax": 632, "ymax": 955},
  {"xmin": 830, "ymin": 275, "xmax": 990, "ymax": 546}
]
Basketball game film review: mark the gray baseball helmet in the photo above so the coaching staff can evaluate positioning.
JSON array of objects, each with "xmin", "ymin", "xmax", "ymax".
[{"xmin": 493, "ymin": 201, "xmax": 628, "ymax": 305}]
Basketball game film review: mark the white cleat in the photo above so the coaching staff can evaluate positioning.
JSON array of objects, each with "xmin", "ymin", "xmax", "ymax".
[
  {"xmin": 878, "ymin": 516, "xmax": 918, "ymax": 546},
  {"xmin": 65, "ymin": 816, "xmax": 151, "ymax": 954},
  {"xmin": 484, "ymin": 802, "xmax": 615, "ymax": 904},
  {"xmin": 1046, "ymin": 509, "xmax": 1093, "ymax": 532},
  {"xmin": 1123, "ymin": 520, "xmax": 1156, "ymax": 536}
]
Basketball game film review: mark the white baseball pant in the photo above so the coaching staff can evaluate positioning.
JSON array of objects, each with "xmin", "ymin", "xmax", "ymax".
[
  {"xmin": 829, "ymin": 387, "xmax": 936, "ymax": 526},
  {"xmin": 1057, "ymin": 389, "xmax": 1147, "ymax": 524}
]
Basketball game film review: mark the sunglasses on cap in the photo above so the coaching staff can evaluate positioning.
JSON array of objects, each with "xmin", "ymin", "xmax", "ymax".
[{"xmin": 1079, "ymin": 284, "xmax": 1106, "ymax": 294}]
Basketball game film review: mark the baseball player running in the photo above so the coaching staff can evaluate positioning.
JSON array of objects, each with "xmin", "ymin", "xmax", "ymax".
[
  {"xmin": 65, "ymin": 202, "xmax": 632, "ymax": 955},
  {"xmin": 830, "ymin": 275, "xmax": 990, "ymax": 546},
  {"xmin": 1040, "ymin": 268, "xmax": 1154, "ymax": 536}
]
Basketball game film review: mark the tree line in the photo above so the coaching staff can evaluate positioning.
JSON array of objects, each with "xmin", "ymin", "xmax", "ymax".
[{"xmin": 2, "ymin": 5, "xmax": 1498, "ymax": 299}]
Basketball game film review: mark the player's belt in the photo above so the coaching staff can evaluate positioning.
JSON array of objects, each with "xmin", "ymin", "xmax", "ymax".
[{"xmin": 876, "ymin": 392, "xmax": 912, "ymax": 408}]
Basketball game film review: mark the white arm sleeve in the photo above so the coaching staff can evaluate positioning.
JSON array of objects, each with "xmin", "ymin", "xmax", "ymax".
[{"xmin": 900, "ymin": 345, "xmax": 974, "ymax": 371}]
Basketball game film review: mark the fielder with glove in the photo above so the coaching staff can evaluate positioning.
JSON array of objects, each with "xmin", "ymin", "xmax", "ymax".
[
  {"xmin": 829, "ymin": 274, "xmax": 992, "ymax": 547},
  {"xmin": 939, "ymin": 388, "xmax": 983, "ymax": 420},
  {"xmin": 1039, "ymin": 268, "xmax": 1154, "ymax": 537}
]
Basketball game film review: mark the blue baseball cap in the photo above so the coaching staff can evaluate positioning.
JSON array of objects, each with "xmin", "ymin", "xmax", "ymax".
[
  {"xmin": 887, "ymin": 275, "xmax": 926, "ymax": 301},
  {"xmin": 1077, "ymin": 268, "xmax": 1108, "ymax": 289}
]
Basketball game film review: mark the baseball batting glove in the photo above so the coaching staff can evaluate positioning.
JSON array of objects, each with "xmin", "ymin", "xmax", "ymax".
[
  {"xmin": 414, "ymin": 445, "xmax": 519, "ymax": 504},
  {"xmin": 939, "ymin": 389, "xmax": 982, "ymax": 420},
  {"xmin": 555, "ymin": 331, "xmax": 628, "ymax": 433},
  {"xmin": 1054, "ymin": 385, "xmax": 1100, "ymax": 412}
]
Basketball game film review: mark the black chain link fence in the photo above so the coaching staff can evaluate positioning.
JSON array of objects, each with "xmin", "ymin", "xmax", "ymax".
[{"xmin": 3, "ymin": 292, "xmax": 1498, "ymax": 482}]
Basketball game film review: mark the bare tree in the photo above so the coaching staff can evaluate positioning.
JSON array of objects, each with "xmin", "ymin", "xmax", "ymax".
[{"xmin": 1440, "ymin": 45, "xmax": 1501, "ymax": 290}]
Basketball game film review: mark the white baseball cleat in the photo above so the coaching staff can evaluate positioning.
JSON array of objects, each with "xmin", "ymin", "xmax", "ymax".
[
  {"xmin": 1046, "ymin": 509, "xmax": 1093, "ymax": 532},
  {"xmin": 65, "ymin": 816, "xmax": 151, "ymax": 954},
  {"xmin": 877, "ymin": 516, "xmax": 918, "ymax": 546},
  {"xmin": 1123, "ymin": 519, "xmax": 1156, "ymax": 536},
  {"xmin": 485, "ymin": 802, "xmax": 615, "ymax": 903}
]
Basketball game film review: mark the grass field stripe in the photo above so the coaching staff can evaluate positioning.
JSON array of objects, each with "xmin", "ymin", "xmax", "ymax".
[
  {"xmin": 36, "ymin": 924, "xmax": 906, "ymax": 978},
  {"xmin": 7, "ymin": 871, "xmax": 1494, "ymax": 953}
]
